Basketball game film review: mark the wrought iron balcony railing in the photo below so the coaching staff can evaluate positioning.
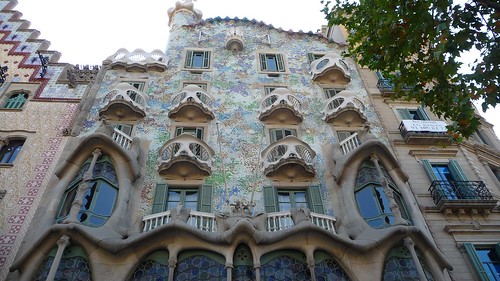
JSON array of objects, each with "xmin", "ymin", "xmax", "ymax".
[{"xmin": 428, "ymin": 180, "xmax": 496, "ymax": 210}]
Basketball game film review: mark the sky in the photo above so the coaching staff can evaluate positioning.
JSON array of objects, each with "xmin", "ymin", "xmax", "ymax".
[{"xmin": 14, "ymin": 0, "xmax": 499, "ymax": 136}]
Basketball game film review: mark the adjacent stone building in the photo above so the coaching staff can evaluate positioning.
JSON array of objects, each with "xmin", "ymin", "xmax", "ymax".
[{"xmin": 1, "ymin": 1, "xmax": 499, "ymax": 280}]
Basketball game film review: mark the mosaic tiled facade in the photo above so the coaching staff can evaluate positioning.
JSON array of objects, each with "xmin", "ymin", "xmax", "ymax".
[{"xmin": 3, "ymin": 1, "xmax": 500, "ymax": 280}]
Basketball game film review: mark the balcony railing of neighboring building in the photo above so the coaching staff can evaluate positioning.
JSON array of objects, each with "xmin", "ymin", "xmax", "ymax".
[
  {"xmin": 112, "ymin": 128, "xmax": 133, "ymax": 150},
  {"xmin": 310, "ymin": 53, "xmax": 351, "ymax": 84},
  {"xmin": 258, "ymin": 88, "xmax": 303, "ymax": 124},
  {"xmin": 399, "ymin": 120, "xmax": 451, "ymax": 145},
  {"xmin": 376, "ymin": 77, "xmax": 412, "ymax": 97},
  {"xmin": 321, "ymin": 90, "xmax": 367, "ymax": 126},
  {"xmin": 261, "ymin": 136, "xmax": 316, "ymax": 180},
  {"xmin": 99, "ymin": 83, "xmax": 147, "ymax": 120},
  {"xmin": 143, "ymin": 209, "xmax": 336, "ymax": 234},
  {"xmin": 428, "ymin": 180, "xmax": 498, "ymax": 212},
  {"xmin": 169, "ymin": 85, "xmax": 215, "ymax": 121},
  {"xmin": 339, "ymin": 132, "xmax": 361, "ymax": 155}
]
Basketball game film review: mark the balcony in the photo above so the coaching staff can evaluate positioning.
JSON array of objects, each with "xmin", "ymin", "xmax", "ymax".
[
  {"xmin": 259, "ymin": 88, "xmax": 303, "ymax": 124},
  {"xmin": 99, "ymin": 83, "xmax": 147, "ymax": 121},
  {"xmin": 377, "ymin": 78, "xmax": 412, "ymax": 97},
  {"xmin": 261, "ymin": 136, "xmax": 316, "ymax": 181},
  {"xmin": 142, "ymin": 209, "xmax": 336, "ymax": 234},
  {"xmin": 158, "ymin": 133, "xmax": 215, "ymax": 180},
  {"xmin": 339, "ymin": 132, "xmax": 361, "ymax": 155},
  {"xmin": 321, "ymin": 90, "xmax": 367, "ymax": 127},
  {"xmin": 168, "ymin": 85, "xmax": 215, "ymax": 122},
  {"xmin": 310, "ymin": 52, "xmax": 350, "ymax": 84},
  {"xmin": 112, "ymin": 128, "xmax": 132, "ymax": 150},
  {"xmin": 428, "ymin": 180, "xmax": 497, "ymax": 213},
  {"xmin": 399, "ymin": 120, "xmax": 451, "ymax": 145}
]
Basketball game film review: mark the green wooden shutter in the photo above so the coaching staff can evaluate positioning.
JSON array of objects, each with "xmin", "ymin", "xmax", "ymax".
[
  {"xmin": 375, "ymin": 71, "xmax": 385, "ymax": 79},
  {"xmin": 417, "ymin": 106, "xmax": 430, "ymax": 120},
  {"xmin": 260, "ymin": 54, "xmax": 268, "ymax": 71},
  {"xmin": 307, "ymin": 53, "xmax": 316, "ymax": 63},
  {"xmin": 199, "ymin": 184, "xmax": 212, "ymax": 213},
  {"xmin": 202, "ymin": 51, "xmax": 210, "ymax": 68},
  {"xmin": 276, "ymin": 54, "xmax": 285, "ymax": 72},
  {"xmin": 448, "ymin": 159, "xmax": 469, "ymax": 181},
  {"xmin": 464, "ymin": 243, "xmax": 490, "ymax": 281},
  {"xmin": 152, "ymin": 183, "xmax": 168, "ymax": 214},
  {"xmin": 185, "ymin": 50, "xmax": 193, "ymax": 68},
  {"xmin": 397, "ymin": 108, "xmax": 411, "ymax": 120},
  {"xmin": 307, "ymin": 185, "xmax": 325, "ymax": 214},
  {"xmin": 263, "ymin": 186, "xmax": 278, "ymax": 212},
  {"xmin": 422, "ymin": 160, "xmax": 439, "ymax": 181}
]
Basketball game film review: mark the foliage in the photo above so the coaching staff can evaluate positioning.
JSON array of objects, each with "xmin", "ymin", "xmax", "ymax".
[{"xmin": 321, "ymin": 0, "xmax": 499, "ymax": 138}]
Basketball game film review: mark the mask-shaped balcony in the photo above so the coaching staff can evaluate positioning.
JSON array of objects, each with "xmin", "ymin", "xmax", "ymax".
[
  {"xmin": 158, "ymin": 133, "xmax": 215, "ymax": 180},
  {"xmin": 99, "ymin": 83, "xmax": 147, "ymax": 121},
  {"xmin": 321, "ymin": 90, "xmax": 367, "ymax": 127},
  {"xmin": 259, "ymin": 88, "xmax": 303, "ymax": 124},
  {"xmin": 261, "ymin": 136, "xmax": 316, "ymax": 181},
  {"xmin": 168, "ymin": 85, "xmax": 215, "ymax": 122},
  {"xmin": 310, "ymin": 53, "xmax": 350, "ymax": 84}
]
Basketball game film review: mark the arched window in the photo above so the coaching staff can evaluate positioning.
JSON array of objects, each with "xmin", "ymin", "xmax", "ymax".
[
  {"xmin": 56, "ymin": 155, "xmax": 118, "ymax": 227},
  {"xmin": 0, "ymin": 139, "xmax": 24, "ymax": 164},
  {"xmin": 383, "ymin": 245, "xmax": 434, "ymax": 281},
  {"xmin": 33, "ymin": 245, "xmax": 91, "ymax": 281},
  {"xmin": 129, "ymin": 251, "xmax": 169, "ymax": 280},
  {"xmin": 314, "ymin": 251, "xmax": 351, "ymax": 281},
  {"xmin": 2, "ymin": 91, "xmax": 28, "ymax": 109},
  {"xmin": 233, "ymin": 244, "xmax": 255, "ymax": 280},
  {"xmin": 260, "ymin": 250, "xmax": 310, "ymax": 280},
  {"xmin": 174, "ymin": 250, "xmax": 226, "ymax": 280},
  {"xmin": 355, "ymin": 161, "xmax": 409, "ymax": 229}
]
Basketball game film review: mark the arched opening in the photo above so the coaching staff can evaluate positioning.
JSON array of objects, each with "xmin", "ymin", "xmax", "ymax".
[
  {"xmin": 174, "ymin": 250, "xmax": 226, "ymax": 280},
  {"xmin": 314, "ymin": 250, "xmax": 351, "ymax": 280},
  {"xmin": 232, "ymin": 244, "xmax": 255, "ymax": 280},
  {"xmin": 33, "ymin": 245, "xmax": 91, "ymax": 281},
  {"xmin": 382, "ymin": 245, "xmax": 434, "ymax": 281},
  {"xmin": 128, "ymin": 250, "xmax": 169, "ymax": 280},
  {"xmin": 260, "ymin": 250, "xmax": 310, "ymax": 280}
]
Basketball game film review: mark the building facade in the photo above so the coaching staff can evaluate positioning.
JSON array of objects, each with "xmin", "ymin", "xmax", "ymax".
[{"xmin": 2, "ymin": 1, "xmax": 500, "ymax": 280}]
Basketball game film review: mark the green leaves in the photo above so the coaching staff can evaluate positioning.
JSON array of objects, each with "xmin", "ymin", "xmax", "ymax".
[{"xmin": 323, "ymin": 0, "xmax": 499, "ymax": 138}]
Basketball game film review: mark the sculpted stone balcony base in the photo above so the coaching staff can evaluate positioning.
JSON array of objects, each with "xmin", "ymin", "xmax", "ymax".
[
  {"xmin": 169, "ymin": 85, "xmax": 215, "ymax": 122},
  {"xmin": 310, "ymin": 53, "xmax": 350, "ymax": 84},
  {"xmin": 259, "ymin": 88, "xmax": 303, "ymax": 124},
  {"xmin": 321, "ymin": 90, "xmax": 367, "ymax": 127},
  {"xmin": 99, "ymin": 83, "xmax": 147, "ymax": 121}
]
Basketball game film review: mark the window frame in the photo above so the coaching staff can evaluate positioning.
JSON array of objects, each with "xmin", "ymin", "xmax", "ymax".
[
  {"xmin": 267, "ymin": 126, "xmax": 299, "ymax": 144},
  {"xmin": 182, "ymin": 81, "xmax": 209, "ymax": 91},
  {"xmin": 322, "ymin": 87, "xmax": 345, "ymax": 99},
  {"xmin": 257, "ymin": 51, "xmax": 288, "ymax": 75},
  {"xmin": 263, "ymin": 84, "xmax": 288, "ymax": 96},
  {"xmin": 1, "ymin": 90, "xmax": 29, "ymax": 110},
  {"xmin": 395, "ymin": 106, "xmax": 430, "ymax": 121},
  {"xmin": 464, "ymin": 243, "xmax": 500, "ymax": 281},
  {"xmin": 152, "ymin": 183, "xmax": 213, "ymax": 214},
  {"xmin": 307, "ymin": 52, "xmax": 326, "ymax": 63},
  {"xmin": 183, "ymin": 49, "xmax": 213, "ymax": 72},
  {"xmin": 263, "ymin": 185, "xmax": 324, "ymax": 214},
  {"xmin": 0, "ymin": 138, "xmax": 25, "ymax": 165}
]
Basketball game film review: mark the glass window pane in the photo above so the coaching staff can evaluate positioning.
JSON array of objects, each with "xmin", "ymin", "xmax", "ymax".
[
  {"xmin": 93, "ymin": 181, "xmax": 117, "ymax": 215},
  {"xmin": 167, "ymin": 191, "xmax": 181, "ymax": 210},
  {"xmin": 375, "ymin": 187, "xmax": 391, "ymax": 214},
  {"xmin": 356, "ymin": 187, "xmax": 380, "ymax": 218},
  {"xmin": 278, "ymin": 192, "xmax": 292, "ymax": 211},
  {"xmin": 192, "ymin": 52, "xmax": 204, "ymax": 68},
  {"xmin": 294, "ymin": 191, "xmax": 307, "ymax": 209},
  {"xmin": 266, "ymin": 55, "xmax": 277, "ymax": 71}
]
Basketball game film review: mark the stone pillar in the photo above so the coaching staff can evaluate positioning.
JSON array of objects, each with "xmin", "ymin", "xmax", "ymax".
[
  {"xmin": 307, "ymin": 259, "xmax": 316, "ymax": 280},
  {"xmin": 46, "ymin": 235, "xmax": 70, "ymax": 281},
  {"xmin": 370, "ymin": 154, "xmax": 407, "ymax": 225},
  {"xmin": 403, "ymin": 237, "xmax": 427, "ymax": 281},
  {"xmin": 64, "ymin": 148, "xmax": 102, "ymax": 224},
  {"xmin": 226, "ymin": 263, "xmax": 233, "ymax": 281},
  {"xmin": 254, "ymin": 266, "xmax": 261, "ymax": 281},
  {"xmin": 168, "ymin": 260, "xmax": 176, "ymax": 281}
]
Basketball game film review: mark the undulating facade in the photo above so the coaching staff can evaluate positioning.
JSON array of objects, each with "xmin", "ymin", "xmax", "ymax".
[{"xmin": 1, "ymin": 1, "xmax": 499, "ymax": 280}]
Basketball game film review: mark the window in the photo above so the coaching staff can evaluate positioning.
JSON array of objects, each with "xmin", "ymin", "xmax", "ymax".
[
  {"xmin": 269, "ymin": 128, "xmax": 297, "ymax": 143},
  {"xmin": 33, "ymin": 245, "xmax": 91, "ymax": 280},
  {"xmin": 422, "ymin": 159, "xmax": 469, "ymax": 199},
  {"xmin": 182, "ymin": 81, "xmax": 208, "ymax": 91},
  {"xmin": 464, "ymin": 243, "xmax": 500, "ymax": 281},
  {"xmin": 176, "ymin": 126, "xmax": 204, "ymax": 140},
  {"xmin": 307, "ymin": 52, "xmax": 325, "ymax": 63},
  {"xmin": 124, "ymin": 81, "xmax": 145, "ymax": 102},
  {"xmin": 2, "ymin": 92, "xmax": 28, "ymax": 109},
  {"xmin": 114, "ymin": 124, "xmax": 133, "ymax": 136},
  {"xmin": 152, "ymin": 183, "xmax": 212, "ymax": 213},
  {"xmin": 355, "ymin": 161, "xmax": 409, "ymax": 229},
  {"xmin": 383, "ymin": 245, "xmax": 435, "ymax": 281},
  {"xmin": 0, "ymin": 139, "xmax": 24, "ymax": 164},
  {"xmin": 337, "ymin": 131, "xmax": 357, "ymax": 142},
  {"xmin": 129, "ymin": 251, "xmax": 169, "ymax": 280},
  {"xmin": 263, "ymin": 185, "xmax": 324, "ymax": 214},
  {"xmin": 185, "ymin": 50, "xmax": 211, "ymax": 70},
  {"xmin": 397, "ymin": 107, "xmax": 429, "ymax": 120},
  {"xmin": 259, "ymin": 53, "xmax": 286, "ymax": 73},
  {"xmin": 264, "ymin": 85, "xmax": 287, "ymax": 95},
  {"xmin": 323, "ymin": 87, "xmax": 345, "ymax": 99},
  {"xmin": 56, "ymin": 156, "xmax": 118, "ymax": 227}
]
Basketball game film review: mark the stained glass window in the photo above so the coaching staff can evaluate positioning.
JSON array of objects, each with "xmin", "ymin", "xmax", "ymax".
[
  {"xmin": 261, "ymin": 251, "xmax": 310, "ymax": 280},
  {"xmin": 174, "ymin": 251, "xmax": 226, "ymax": 281},
  {"xmin": 314, "ymin": 251, "xmax": 350, "ymax": 281},
  {"xmin": 233, "ymin": 244, "xmax": 255, "ymax": 281},
  {"xmin": 129, "ymin": 251, "xmax": 169, "ymax": 281},
  {"xmin": 382, "ymin": 246, "xmax": 434, "ymax": 281},
  {"xmin": 33, "ymin": 246, "xmax": 91, "ymax": 281},
  {"xmin": 56, "ymin": 155, "xmax": 118, "ymax": 227}
]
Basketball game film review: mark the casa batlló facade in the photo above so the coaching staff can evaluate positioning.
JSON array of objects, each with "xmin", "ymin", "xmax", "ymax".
[{"xmin": 1, "ymin": 1, "xmax": 499, "ymax": 280}]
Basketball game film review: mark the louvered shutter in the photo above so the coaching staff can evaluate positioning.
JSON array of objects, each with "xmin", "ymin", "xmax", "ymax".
[
  {"xmin": 307, "ymin": 185, "xmax": 325, "ymax": 214},
  {"xmin": 276, "ymin": 54, "xmax": 285, "ymax": 72},
  {"xmin": 185, "ymin": 50, "xmax": 193, "ymax": 68},
  {"xmin": 397, "ymin": 108, "xmax": 412, "ymax": 120},
  {"xmin": 263, "ymin": 186, "xmax": 278, "ymax": 213},
  {"xmin": 417, "ymin": 106, "xmax": 430, "ymax": 120},
  {"xmin": 202, "ymin": 51, "xmax": 210, "ymax": 68},
  {"xmin": 199, "ymin": 184, "xmax": 213, "ymax": 213},
  {"xmin": 152, "ymin": 183, "xmax": 168, "ymax": 214},
  {"xmin": 421, "ymin": 160, "xmax": 439, "ymax": 181},
  {"xmin": 463, "ymin": 243, "xmax": 490, "ymax": 281},
  {"xmin": 448, "ymin": 159, "xmax": 469, "ymax": 181},
  {"xmin": 260, "ymin": 54, "xmax": 268, "ymax": 71}
]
